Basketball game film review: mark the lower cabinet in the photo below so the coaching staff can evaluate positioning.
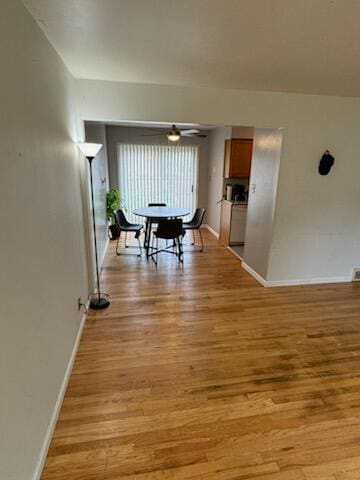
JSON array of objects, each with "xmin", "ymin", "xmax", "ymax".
[
  {"xmin": 230, "ymin": 205, "xmax": 247, "ymax": 244},
  {"xmin": 219, "ymin": 200, "xmax": 247, "ymax": 246},
  {"xmin": 219, "ymin": 200, "xmax": 232, "ymax": 245}
]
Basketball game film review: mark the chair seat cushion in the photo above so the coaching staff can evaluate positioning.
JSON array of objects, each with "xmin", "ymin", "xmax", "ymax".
[
  {"xmin": 122, "ymin": 224, "xmax": 143, "ymax": 232},
  {"xmin": 154, "ymin": 232, "xmax": 178, "ymax": 240}
]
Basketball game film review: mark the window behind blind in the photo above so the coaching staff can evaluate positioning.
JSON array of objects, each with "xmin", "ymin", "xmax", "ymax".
[{"xmin": 118, "ymin": 143, "xmax": 199, "ymax": 223}]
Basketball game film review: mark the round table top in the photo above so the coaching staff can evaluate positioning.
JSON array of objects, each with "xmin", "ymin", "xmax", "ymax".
[{"xmin": 134, "ymin": 206, "xmax": 190, "ymax": 218}]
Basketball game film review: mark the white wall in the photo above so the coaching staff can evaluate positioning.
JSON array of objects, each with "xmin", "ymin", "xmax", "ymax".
[
  {"xmin": 244, "ymin": 129, "xmax": 283, "ymax": 278},
  {"xmin": 0, "ymin": 2, "xmax": 88, "ymax": 479},
  {"xmin": 206, "ymin": 127, "xmax": 231, "ymax": 232},
  {"xmin": 105, "ymin": 125, "xmax": 209, "ymax": 214},
  {"xmin": 85, "ymin": 123, "xmax": 110, "ymax": 268},
  {"xmin": 76, "ymin": 79, "xmax": 360, "ymax": 283}
]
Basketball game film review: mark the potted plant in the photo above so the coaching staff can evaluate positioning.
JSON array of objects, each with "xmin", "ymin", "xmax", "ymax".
[{"xmin": 106, "ymin": 188, "xmax": 123, "ymax": 239}]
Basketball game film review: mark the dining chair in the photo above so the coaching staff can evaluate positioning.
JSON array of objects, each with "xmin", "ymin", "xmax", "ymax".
[
  {"xmin": 147, "ymin": 203, "xmax": 167, "ymax": 223},
  {"xmin": 147, "ymin": 203, "xmax": 167, "ymax": 243},
  {"xmin": 183, "ymin": 208, "xmax": 206, "ymax": 252},
  {"xmin": 114, "ymin": 209, "xmax": 143, "ymax": 256},
  {"xmin": 151, "ymin": 218, "xmax": 184, "ymax": 265}
]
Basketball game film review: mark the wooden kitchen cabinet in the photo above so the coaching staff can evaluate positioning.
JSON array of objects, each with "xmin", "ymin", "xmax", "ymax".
[
  {"xmin": 220, "ymin": 200, "xmax": 248, "ymax": 246},
  {"xmin": 224, "ymin": 138, "xmax": 253, "ymax": 178},
  {"xmin": 219, "ymin": 200, "xmax": 232, "ymax": 245}
]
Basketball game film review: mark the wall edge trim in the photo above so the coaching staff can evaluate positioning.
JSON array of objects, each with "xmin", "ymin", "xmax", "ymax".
[
  {"xmin": 265, "ymin": 275, "xmax": 352, "ymax": 287},
  {"xmin": 226, "ymin": 245, "xmax": 242, "ymax": 261},
  {"xmin": 241, "ymin": 261, "xmax": 267, "ymax": 286},
  {"xmin": 241, "ymin": 261, "xmax": 352, "ymax": 287},
  {"xmin": 32, "ymin": 308, "xmax": 88, "ymax": 480},
  {"xmin": 204, "ymin": 224, "xmax": 219, "ymax": 238},
  {"xmin": 100, "ymin": 236, "xmax": 110, "ymax": 272}
]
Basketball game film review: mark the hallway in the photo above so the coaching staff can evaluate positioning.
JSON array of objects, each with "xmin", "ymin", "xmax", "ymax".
[{"xmin": 42, "ymin": 231, "xmax": 360, "ymax": 480}]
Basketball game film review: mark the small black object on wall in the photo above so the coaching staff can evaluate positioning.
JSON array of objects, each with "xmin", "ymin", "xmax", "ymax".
[{"xmin": 319, "ymin": 150, "xmax": 335, "ymax": 175}]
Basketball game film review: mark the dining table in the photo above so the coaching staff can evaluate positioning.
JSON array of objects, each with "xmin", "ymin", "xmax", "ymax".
[{"xmin": 133, "ymin": 206, "xmax": 190, "ymax": 257}]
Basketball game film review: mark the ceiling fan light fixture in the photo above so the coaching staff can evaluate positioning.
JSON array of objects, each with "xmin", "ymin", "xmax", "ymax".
[
  {"xmin": 168, "ymin": 133, "xmax": 181, "ymax": 142},
  {"xmin": 167, "ymin": 125, "xmax": 181, "ymax": 142}
]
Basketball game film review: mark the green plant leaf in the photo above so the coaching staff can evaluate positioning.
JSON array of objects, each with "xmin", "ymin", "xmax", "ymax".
[{"xmin": 106, "ymin": 188, "xmax": 124, "ymax": 222}]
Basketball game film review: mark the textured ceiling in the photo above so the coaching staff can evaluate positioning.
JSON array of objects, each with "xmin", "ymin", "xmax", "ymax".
[{"xmin": 24, "ymin": 0, "xmax": 360, "ymax": 97}]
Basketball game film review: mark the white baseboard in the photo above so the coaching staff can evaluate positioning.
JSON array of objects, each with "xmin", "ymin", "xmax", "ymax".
[
  {"xmin": 241, "ymin": 261, "xmax": 267, "ymax": 286},
  {"xmin": 227, "ymin": 245, "xmax": 242, "ymax": 261},
  {"xmin": 32, "ymin": 309, "xmax": 87, "ymax": 480},
  {"xmin": 204, "ymin": 224, "xmax": 219, "ymax": 239},
  {"xmin": 100, "ymin": 236, "xmax": 110, "ymax": 272},
  {"xmin": 265, "ymin": 275, "xmax": 352, "ymax": 287},
  {"xmin": 241, "ymin": 261, "xmax": 351, "ymax": 287}
]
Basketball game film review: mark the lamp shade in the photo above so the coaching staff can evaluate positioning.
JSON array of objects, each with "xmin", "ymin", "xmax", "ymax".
[{"xmin": 78, "ymin": 142, "xmax": 103, "ymax": 158}]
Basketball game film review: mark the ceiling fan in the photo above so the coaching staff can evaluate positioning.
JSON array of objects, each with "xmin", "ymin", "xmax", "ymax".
[{"xmin": 141, "ymin": 124, "xmax": 207, "ymax": 142}]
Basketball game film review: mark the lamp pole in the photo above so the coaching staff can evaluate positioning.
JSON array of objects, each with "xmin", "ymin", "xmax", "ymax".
[
  {"xmin": 78, "ymin": 142, "xmax": 110, "ymax": 310},
  {"xmin": 87, "ymin": 156, "xmax": 109, "ymax": 309}
]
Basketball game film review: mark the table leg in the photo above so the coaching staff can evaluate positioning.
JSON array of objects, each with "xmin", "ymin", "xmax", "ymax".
[{"xmin": 144, "ymin": 219, "xmax": 151, "ymax": 257}]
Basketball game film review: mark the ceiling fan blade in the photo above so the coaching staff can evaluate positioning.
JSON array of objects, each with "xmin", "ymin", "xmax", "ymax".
[
  {"xmin": 181, "ymin": 129, "xmax": 200, "ymax": 135},
  {"xmin": 182, "ymin": 132, "xmax": 208, "ymax": 138}
]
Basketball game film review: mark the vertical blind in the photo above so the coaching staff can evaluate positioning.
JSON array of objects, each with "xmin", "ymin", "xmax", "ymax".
[{"xmin": 118, "ymin": 144, "xmax": 199, "ymax": 223}]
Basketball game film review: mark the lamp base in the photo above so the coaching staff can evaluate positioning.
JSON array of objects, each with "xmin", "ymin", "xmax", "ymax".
[{"xmin": 90, "ymin": 296, "xmax": 110, "ymax": 310}]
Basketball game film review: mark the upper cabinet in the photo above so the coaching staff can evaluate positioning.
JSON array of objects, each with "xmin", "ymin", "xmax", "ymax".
[{"xmin": 224, "ymin": 138, "xmax": 253, "ymax": 178}]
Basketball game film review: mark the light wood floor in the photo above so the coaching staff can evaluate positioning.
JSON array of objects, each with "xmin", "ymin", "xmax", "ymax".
[{"xmin": 41, "ymin": 230, "xmax": 360, "ymax": 480}]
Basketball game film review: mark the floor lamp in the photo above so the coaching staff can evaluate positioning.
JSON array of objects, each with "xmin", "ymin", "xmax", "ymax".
[{"xmin": 78, "ymin": 142, "xmax": 110, "ymax": 310}]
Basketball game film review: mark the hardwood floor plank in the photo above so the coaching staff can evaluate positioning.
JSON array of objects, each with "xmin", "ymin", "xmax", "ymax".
[
  {"xmin": 335, "ymin": 470, "xmax": 360, "ymax": 479},
  {"xmin": 303, "ymin": 454, "xmax": 360, "ymax": 479},
  {"xmin": 41, "ymin": 231, "xmax": 360, "ymax": 480}
]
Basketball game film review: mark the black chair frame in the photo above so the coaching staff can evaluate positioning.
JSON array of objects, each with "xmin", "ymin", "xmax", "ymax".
[
  {"xmin": 114, "ymin": 209, "xmax": 143, "ymax": 257},
  {"xmin": 150, "ymin": 218, "xmax": 184, "ymax": 265},
  {"xmin": 182, "ymin": 208, "xmax": 206, "ymax": 252},
  {"xmin": 145, "ymin": 203, "xmax": 167, "ymax": 254}
]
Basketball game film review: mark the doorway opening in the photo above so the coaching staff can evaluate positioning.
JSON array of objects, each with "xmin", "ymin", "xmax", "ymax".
[
  {"xmin": 219, "ymin": 126, "xmax": 283, "ymax": 284},
  {"xmin": 84, "ymin": 120, "xmax": 283, "ymax": 283}
]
